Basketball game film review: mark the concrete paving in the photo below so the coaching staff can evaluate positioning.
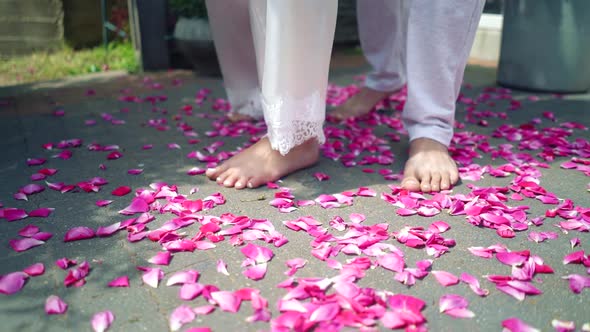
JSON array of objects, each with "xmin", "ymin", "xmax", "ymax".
[{"xmin": 0, "ymin": 55, "xmax": 589, "ymax": 332}]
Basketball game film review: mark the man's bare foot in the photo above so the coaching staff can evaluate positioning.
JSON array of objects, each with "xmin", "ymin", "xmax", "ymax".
[
  {"xmin": 331, "ymin": 87, "xmax": 394, "ymax": 120},
  {"xmin": 205, "ymin": 137, "xmax": 319, "ymax": 189},
  {"xmin": 227, "ymin": 112, "xmax": 255, "ymax": 123},
  {"xmin": 401, "ymin": 138, "xmax": 459, "ymax": 193}
]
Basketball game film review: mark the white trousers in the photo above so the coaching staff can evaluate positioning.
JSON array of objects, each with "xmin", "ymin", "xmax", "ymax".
[
  {"xmin": 207, "ymin": 0, "xmax": 484, "ymax": 152},
  {"xmin": 206, "ymin": 0, "xmax": 337, "ymax": 155},
  {"xmin": 359, "ymin": 0, "xmax": 485, "ymax": 146}
]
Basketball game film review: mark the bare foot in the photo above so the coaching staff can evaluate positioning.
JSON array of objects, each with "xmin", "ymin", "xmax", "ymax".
[
  {"xmin": 227, "ymin": 112, "xmax": 255, "ymax": 123},
  {"xmin": 331, "ymin": 87, "xmax": 394, "ymax": 120},
  {"xmin": 205, "ymin": 137, "xmax": 319, "ymax": 189},
  {"xmin": 401, "ymin": 138, "xmax": 459, "ymax": 193}
]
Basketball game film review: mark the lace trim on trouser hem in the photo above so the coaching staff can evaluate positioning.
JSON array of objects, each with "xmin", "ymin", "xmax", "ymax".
[
  {"xmin": 266, "ymin": 121, "xmax": 325, "ymax": 156},
  {"xmin": 262, "ymin": 91, "xmax": 326, "ymax": 155}
]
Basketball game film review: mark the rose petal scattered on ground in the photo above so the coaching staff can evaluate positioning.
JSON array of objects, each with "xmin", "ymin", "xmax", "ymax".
[
  {"xmin": 119, "ymin": 197, "xmax": 149, "ymax": 215},
  {"xmin": 9, "ymin": 237, "xmax": 45, "ymax": 252},
  {"xmin": 96, "ymin": 200, "xmax": 113, "ymax": 207},
  {"xmin": 111, "ymin": 186, "xmax": 131, "ymax": 196},
  {"xmin": 0, "ymin": 272, "xmax": 28, "ymax": 295},
  {"xmin": 45, "ymin": 295, "xmax": 68, "ymax": 315},
  {"xmin": 552, "ymin": 319, "xmax": 576, "ymax": 332},
  {"xmin": 91, "ymin": 311, "xmax": 115, "ymax": 332},
  {"xmin": 4, "ymin": 208, "xmax": 28, "ymax": 221},
  {"xmin": 169, "ymin": 305, "xmax": 196, "ymax": 331},
  {"xmin": 148, "ymin": 251, "xmax": 172, "ymax": 266},
  {"xmin": 64, "ymin": 226, "xmax": 96, "ymax": 242},
  {"xmin": 432, "ymin": 270, "xmax": 460, "ymax": 287},
  {"xmin": 211, "ymin": 291, "xmax": 241, "ymax": 313},
  {"xmin": 139, "ymin": 267, "xmax": 164, "ymax": 288},
  {"xmin": 439, "ymin": 294, "xmax": 474, "ymax": 319},
  {"xmin": 502, "ymin": 317, "xmax": 541, "ymax": 332},
  {"xmin": 23, "ymin": 263, "xmax": 45, "ymax": 276},
  {"xmin": 217, "ymin": 259, "xmax": 229, "ymax": 276},
  {"xmin": 108, "ymin": 276, "xmax": 130, "ymax": 288}
]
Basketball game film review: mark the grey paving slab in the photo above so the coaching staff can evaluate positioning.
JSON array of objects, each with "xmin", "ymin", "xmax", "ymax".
[{"xmin": 0, "ymin": 63, "xmax": 589, "ymax": 332}]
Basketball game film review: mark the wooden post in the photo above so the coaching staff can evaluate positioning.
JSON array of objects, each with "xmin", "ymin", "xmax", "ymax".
[{"xmin": 127, "ymin": 0, "xmax": 170, "ymax": 71}]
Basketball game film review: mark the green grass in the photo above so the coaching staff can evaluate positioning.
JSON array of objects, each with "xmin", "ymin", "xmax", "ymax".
[{"xmin": 0, "ymin": 42, "xmax": 139, "ymax": 87}]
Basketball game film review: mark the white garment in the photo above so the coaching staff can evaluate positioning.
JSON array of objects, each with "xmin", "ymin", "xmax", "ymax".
[
  {"xmin": 358, "ymin": 0, "xmax": 485, "ymax": 147},
  {"xmin": 206, "ymin": 0, "xmax": 337, "ymax": 155}
]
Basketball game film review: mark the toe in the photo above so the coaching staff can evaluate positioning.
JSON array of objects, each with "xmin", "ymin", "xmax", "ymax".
[
  {"xmin": 206, "ymin": 164, "xmax": 229, "ymax": 181},
  {"xmin": 401, "ymin": 173, "xmax": 421, "ymax": 192},
  {"xmin": 234, "ymin": 176, "xmax": 249, "ymax": 190},
  {"xmin": 440, "ymin": 173, "xmax": 451, "ymax": 190},
  {"xmin": 420, "ymin": 174, "xmax": 432, "ymax": 193},
  {"xmin": 223, "ymin": 173, "xmax": 239, "ymax": 188},
  {"xmin": 216, "ymin": 168, "xmax": 232, "ymax": 185},
  {"xmin": 430, "ymin": 172, "xmax": 442, "ymax": 192}
]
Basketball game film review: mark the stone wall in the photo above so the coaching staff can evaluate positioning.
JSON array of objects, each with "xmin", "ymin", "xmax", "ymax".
[
  {"xmin": 0, "ymin": 0, "xmax": 112, "ymax": 56},
  {"xmin": 0, "ymin": 0, "xmax": 64, "ymax": 56}
]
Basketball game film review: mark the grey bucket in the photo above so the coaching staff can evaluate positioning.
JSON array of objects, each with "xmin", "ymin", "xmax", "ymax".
[{"xmin": 497, "ymin": 0, "xmax": 590, "ymax": 93}]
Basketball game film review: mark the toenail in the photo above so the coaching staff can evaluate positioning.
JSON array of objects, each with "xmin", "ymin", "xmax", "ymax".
[
  {"xmin": 247, "ymin": 182, "xmax": 253, "ymax": 188},
  {"xmin": 236, "ymin": 182, "xmax": 243, "ymax": 187}
]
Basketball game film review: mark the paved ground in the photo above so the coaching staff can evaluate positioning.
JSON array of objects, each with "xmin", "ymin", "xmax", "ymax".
[{"xmin": 0, "ymin": 52, "xmax": 589, "ymax": 332}]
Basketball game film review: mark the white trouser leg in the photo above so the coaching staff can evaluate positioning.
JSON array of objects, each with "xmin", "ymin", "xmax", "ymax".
[
  {"xmin": 403, "ymin": 0, "xmax": 485, "ymax": 146},
  {"xmin": 206, "ymin": 0, "xmax": 263, "ymax": 118},
  {"xmin": 259, "ymin": 0, "xmax": 338, "ymax": 155},
  {"xmin": 357, "ymin": 0, "xmax": 408, "ymax": 92}
]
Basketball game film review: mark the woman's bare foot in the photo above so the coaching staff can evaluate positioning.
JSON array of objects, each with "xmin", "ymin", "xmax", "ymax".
[
  {"xmin": 331, "ymin": 87, "xmax": 393, "ymax": 120},
  {"xmin": 401, "ymin": 138, "xmax": 459, "ymax": 193},
  {"xmin": 205, "ymin": 137, "xmax": 319, "ymax": 189},
  {"xmin": 227, "ymin": 112, "xmax": 255, "ymax": 123}
]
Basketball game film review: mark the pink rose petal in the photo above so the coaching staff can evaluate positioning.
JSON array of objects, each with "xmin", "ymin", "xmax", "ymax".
[
  {"xmin": 502, "ymin": 317, "xmax": 540, "ymax": 332},
  {"xmin": 217, "ymin": 259, "xmax": 229, "ymax": 276},
  {"xmin": 108, "ymin": 276, "xmax": 130, "ymax": 288},
  {"xmin": 64, "ymin": 226, "xmax": 96, "ymax": 242},
  {"xmin": 28, "ymin": 208, "xmax": 53, "ymax": 218},
  {"xmin": 4, "ymin": 208, "xmax": 28, "ymax": 221},
  {"xmin": 20, "ymin": 183, "xmax": 45, "ymax": 195},
  {"xmin": 179, "ymin": 283, "xmax": 204, "ymax": 301},
  {"xmin": 23, "ymin": 263, "xmax": 45, "ymax": 276},
  {"xmin": 243, "ymin": 264, "xmax": 268, "ymax": 281},
  {"xmin": 27, "ymin": 158, "xmax": 46, "ymax": 166},
  {"xmin": 166, "ymin": 270, "xmax": 199, "ymax": 286},
  {"xmin": 111, "ymin": 186, "xmax": 132, "ymax": 196},
  {"xmin": 552, "ymin": 320, "xmax": 575, "ymax": 332},
  {"xmin": 240, "ymin": 243, "xmax": 274, "ymax": 263},
  {"xmin": 148, "ymin": 251, "xmax": 172, "ymax": 266},
  {"xmin": 55, "ymin": 257, "xmax": 77, "ymax": 269},
  {"xmin": 432, "ymin": 270, "xmax": 460, "ymax": 287},
  {"xmin": 96, "ymin": 200, "xmax": 113, "ymax": 207},
  {"xmin": 97, "ymin": 222, "xmax": 122, "ymax": 237},
  {"xmin": 139, "ymin": 267, "xmax": 164, "ymax": 288},
  {"xmin": 91, "ymin": 310, "xmax": 115, "ymax": 332},
  {"xmin": 562, "ymin": 274, "xmax": 590, "ymax": 294},
  {"xmin": 210, "ymin": 291, "xmax": 241, "ymax": 313},
  {"xmin": 45, "ymin": 295, "xmax": 68, "ymax": 315},
  {"xmin": 18, "ymin": 225, "xmax": 39, "ymax": 237},
  {"xmin": 119, "ymin": 197, "xmax": 149, "ymax": 215},
  {"xmin": 309, "ymin": 302, "xmax": 340, "ymax": 322},
  {"xmin": 0, "ymin": 272, "xmax": 28, "ymax": 295},
  {"xmin": 169, "ymin": 305, "xmax": 196, "ymax": 331},
  {"xmin": 439, "ymin": 294, "xmax": 474, "ymax": 318},
  {"xmin": 377, "ymin": 253, "xmax": 405, "ymax": 273},
  {"xmin": 9, "ymin": 237, "xmax": 45, "ymax": 252},
  {"xmin": 127, "ymin": 169, "xmax": 143, "ymax": 175},
  {"xmin": 563, "ymin": 250, "xmax": 585, "ymax": 265}
]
